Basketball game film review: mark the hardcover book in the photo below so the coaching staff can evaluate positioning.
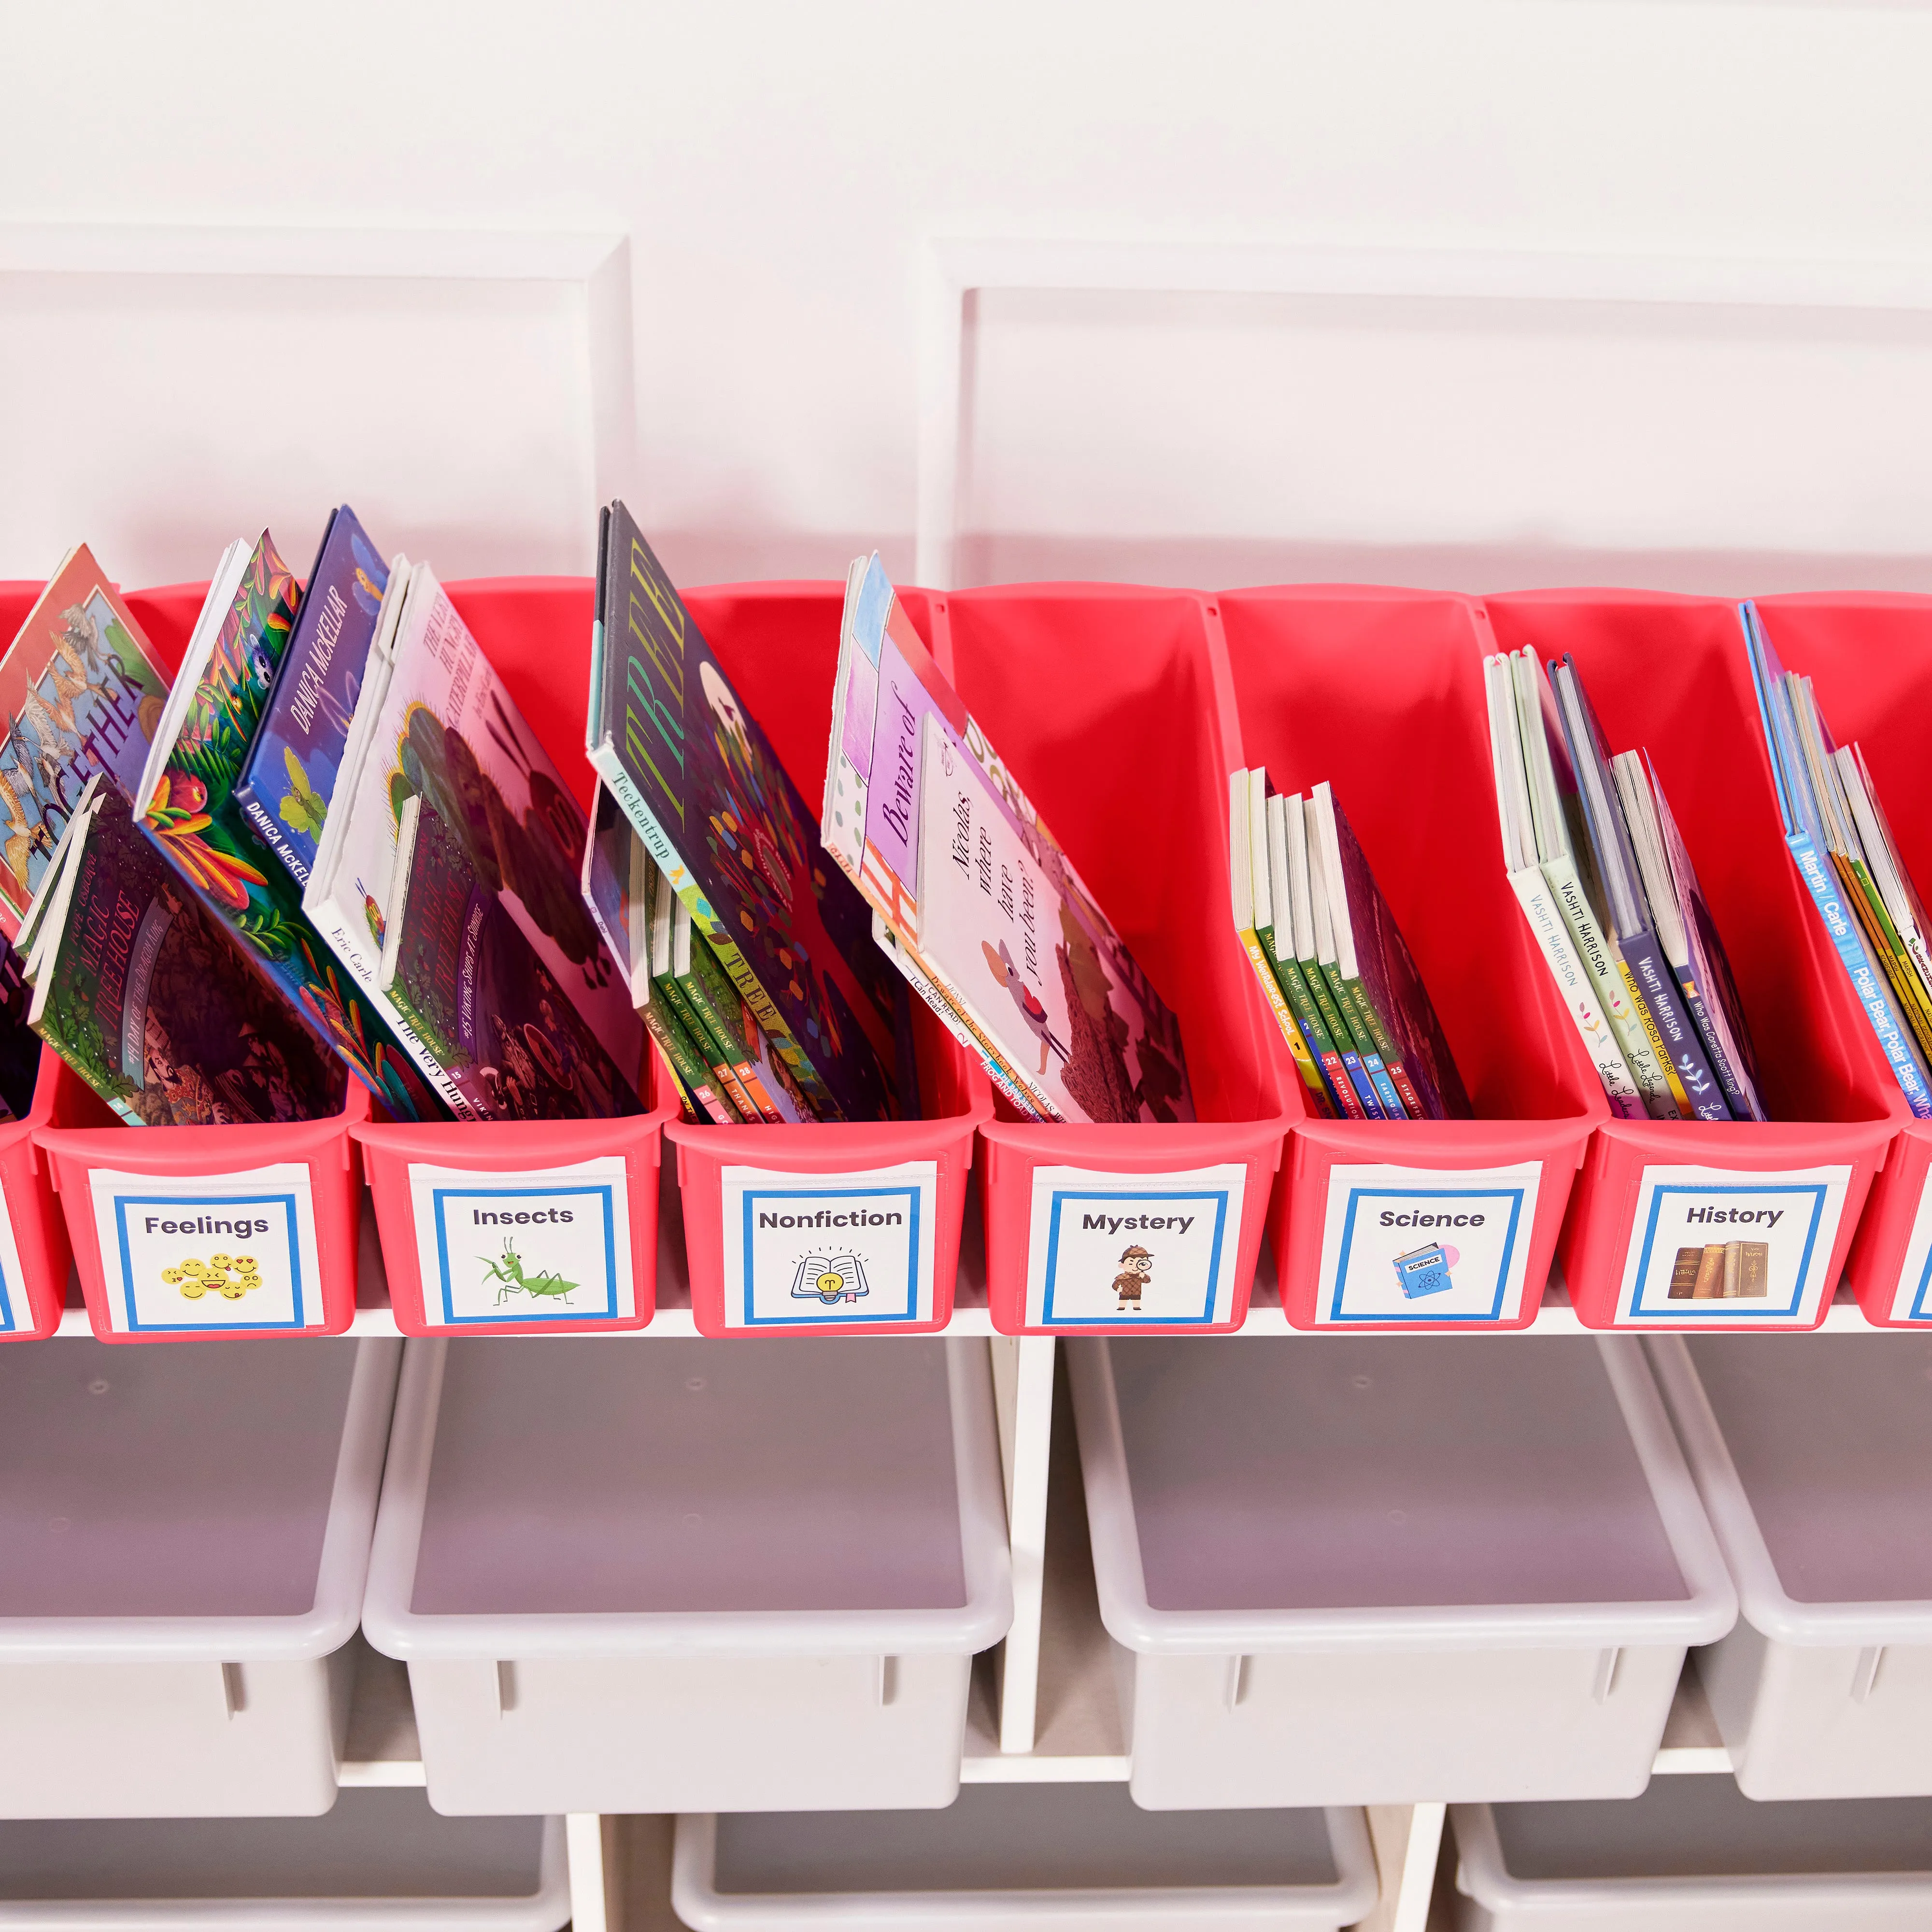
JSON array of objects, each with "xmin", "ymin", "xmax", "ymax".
[
  {"xmin": 233, "ymin": 504, "xmax": 390, "ymax": 887},
  {"xmin": 826, "ymin": 550, "xmax": 1193, "ymax": 1125},
  {"xmin": 581, "ymin": 776, "xmax": 652, "ymax": 1002},
  {"xmin": 587, "ymin": 503, "xmax": 904, "ymax": 1122},
  {"xmin": 641, "ymin": 858, "xmax": 741, "ymax": 1125},
  {"xmin": 133, "ymin": 532, "xmax": 444, "ymax": 1124},
  {"xmin": 1284, "ymin": 789, "xmax": 1383, "ymax": 1119},
  {"xmin": 1262, "ymin": 789, "xmax": 1359, "ymax": 1119},
  {"xmin": 29, "ymin": 788, "xmax": 347, "ymax": 1127},
  {"xmin": 668, "ymin": 894, "xmax": 811, "ymax": 1124},
  {"xmin": 0, "ymin": 543, "xmax": 173, "ymax": 941}
]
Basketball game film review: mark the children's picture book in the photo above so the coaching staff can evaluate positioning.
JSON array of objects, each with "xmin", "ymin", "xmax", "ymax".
[
  {"xmin": 233, "ymin": 504, "xmax": 391, "ymax": 887},
  {"xmin": 29, "ymin": 787, "xmax": 347, "ymax": 1127},
  {"xmin": 379, "ymin": 794, "xmax": 642, "ymax": 1122},
  {"xmin": 664, "ymin": 892, "xmax": 811, "ymax": 1125},
  {"xmin": 640, "ymin": 857, "xmax": 741, "ymax": 1125},
  {"xmin": 581, "ymin": 776, "xmax": 653, "ymax": 1003},
  {"xmin": 1282, "ymin": 788, "xmax": 1384, "ymax": 1120},
  {"xmin": 0, "ymin": 544, "xmax": 173, "ymax": 941},
  {"xmin": 827, "ymin": 550, "xmax": 1193, "ymax": 1125},
  {"xmin": 310, "ymin": 559, "xmax": 642, "ymax": 1121},
  {"xmin": 132, "ymin": 531, "xmax": 444, "ymax": 1124},
  {"xmin": 587, "ymin": 502, "xmax": 905, "ymax": 1122}
]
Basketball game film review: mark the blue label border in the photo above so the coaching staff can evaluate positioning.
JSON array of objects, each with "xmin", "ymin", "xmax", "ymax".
[
  {"xmin": 112, "ymin": 1192, "xmax": 305, "ymax": 1333},
  {"xmin": 739, "ymin": 1184, "xmax": 923, "ymax": 1326},
  {"xmin": 1624, "ymin": 1182, "xmax": 1828, "ymax": 1321},
  {"xmin": 1909, "ymin": 1236, "xmax": 1932, "ymax": 1322},
  {"xmin": 1040, "ymin": 1188, "xmax": 1231, "ymax": 1326},
  {"xmin": 1327, "ymin": 1185, "xmax": 1527, "ymax": 1323},
  {"xmin": 432, "ymin": 1183, "xmax": 620, "ymax": 1325}
]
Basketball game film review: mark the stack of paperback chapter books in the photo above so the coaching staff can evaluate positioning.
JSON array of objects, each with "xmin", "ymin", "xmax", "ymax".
[
  {"xmin": 1228, "ymin": 768, "xmax": 1470, "ymax": 1120},
  {"xmin": 1484, "ymin": 646, "xmax": 1765, "ymax": 1122},
  {"xmin": 1744, "ymin": 602, "xmax": 1932, "ymax": 1120}
]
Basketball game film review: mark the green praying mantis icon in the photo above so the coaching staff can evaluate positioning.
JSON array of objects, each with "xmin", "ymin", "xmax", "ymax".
[{"xmin": 477, "ymin": 1235, "xmax": 578, "ymax": 1306}]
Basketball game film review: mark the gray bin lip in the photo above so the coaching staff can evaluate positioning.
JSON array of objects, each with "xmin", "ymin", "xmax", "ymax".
[
  {"xmin": 0, "ymin": 1338, "xmax": 401, "ymax": 1666},
  {"xmin": 361, "ymin": 1338, "xmax": 1013, "ymax": 1662},
  {"xmin": 1449, "ymin": 1801, "xmax": 1932, "ymax": 1912},
  {"xmin": 668, "ymin": 1806, "xmax": 1379, "ymax": 1929},
  {"xmin": 1647, "ymin": 1335, "xmax": 1932, "ymax": 1648},
  {"xmin": 1069, "ymin": 1336, "xmax": 1738, "ymax": 1656}
]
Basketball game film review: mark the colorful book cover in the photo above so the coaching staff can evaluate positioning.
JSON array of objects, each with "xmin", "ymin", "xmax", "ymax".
[
  {"xmin": 30, "ymin": 789, "xmax": 347, "ymax": 1127},
  {"xmin": 233, "ymin": 505, "xmax": 389, "ymax": 887},
  {"xmin": 0, "ymin": 544, "xmax": 172, "ymax": 942},
  {"xmin": 680, "ymin": 909, "xmax": 813, "ymax": 1124},
  {"xmin": 826, "ymin": 550, "xmax": 1193, "ymax": 1125},
  {"xmin": 134, "ymin": 533, "xmax": 444, "ymax": 1124},
  {"xmin": 380, "ymin": 795, "xmax": 642, "ymax": 1122},
  {"xmin": 310, "ymin": 560, "xmax": 642, "ymax": 1121},
  {"xmin": 586, "ymin": 505, "xmax": 905, "ymax": 1123}
]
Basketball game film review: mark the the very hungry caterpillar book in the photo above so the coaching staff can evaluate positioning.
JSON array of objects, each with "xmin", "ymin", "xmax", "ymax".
[
  {"xmin": 0, "ymin": 544, "xmax": 172, "ymax": 942},
  {"xmin": 586, "ymin": 501, "xmax": 906, "ymax": 1123}
]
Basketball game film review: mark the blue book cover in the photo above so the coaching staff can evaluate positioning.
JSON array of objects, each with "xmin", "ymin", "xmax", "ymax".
[
  {"xmin": 1392, "ymin": 1242, "xmax": 1455, "ymax": 1299},
  {"xmin": 233, "ymin": 505, "xmax": 388, "ymax": 888}
]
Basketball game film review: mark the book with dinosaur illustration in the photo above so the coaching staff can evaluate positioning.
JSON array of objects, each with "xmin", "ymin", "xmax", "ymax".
[
  {"xmin": 233, "ymin": 504, "xmax": 391, "ymax": 888},
  {"xmin": 586, "ymin": 501, "xmax": 906, "ymax": 1122},
  {"xmin": 0, "ymin": 544, "xmax": 173, "ymax": 943},
  {"xmin": 130, "ymin": 531, "xmax": 444, "ymax": 1124},
  {"xmin": 29, "ymin": 786, "xmax": 347, "ymax": 1127},
  {"xmin": 379, "ymin": 793, "xmax": 642, "ymax": 1122},
  {"xmin": 310, "ymin": 558, "xmax": 642, "ymax": 1122},
  {"xmin": 826, "ymin": 551, "xmax": 1193, "ymax": 1125}
]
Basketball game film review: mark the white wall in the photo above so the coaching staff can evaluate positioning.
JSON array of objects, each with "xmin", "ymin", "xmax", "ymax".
[{"xmin": 5, "ymin": 0, "xmax": 1932, "ymax": 596}]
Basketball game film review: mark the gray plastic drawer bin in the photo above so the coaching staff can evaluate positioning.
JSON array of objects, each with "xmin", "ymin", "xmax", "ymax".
[
  {"xmin": 1648, "ymin": 1333, "xmax": 1932, "ymax": 1798},
  {"xmin": 362, "ymin": 1336, "xmax": 1012, "ymax": 1815},
  {"xmin": 0, "ymin": 1787, "xmax": 567, "ymax": 1930},
  {"xmin": 1451, "ymin": 1776, "xmax": 1932, "ymax": 1930},
  {"xmin": 0, "ymin": 1336, "xmax": 400, "ymax": 1818},
  {"xmin": 671, "ymin": 1784, "xmax": 1377, "ymax": 1931},
  {"xmin": 1069, "ymin": 1335, "xmax": 1735, "ymax": 1808}
]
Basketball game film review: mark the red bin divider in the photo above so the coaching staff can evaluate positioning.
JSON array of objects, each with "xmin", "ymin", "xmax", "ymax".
[
  {"xmin": 0, "ymin": 1050, "xmax": 79, "ymax": 1340},
  {"xmin": 934, "ymin": 585, "xmax": 1290, "ymax": 1336},
  {"xmin": 1219, "ymin": 587, "xmax": 1601, "ymax": 1330},
  {"xmin": 1483, "ymin": 590, "xmax": 1897, "ymax": 1330}
]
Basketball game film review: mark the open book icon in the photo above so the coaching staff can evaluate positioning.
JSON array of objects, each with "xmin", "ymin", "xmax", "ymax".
[{"xmin": 790, "ymin": 1253, "xmax": 870, "ymax": 1304}]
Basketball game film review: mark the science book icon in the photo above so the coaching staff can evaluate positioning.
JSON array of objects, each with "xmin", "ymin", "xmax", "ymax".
[
  {"xmin": 791, "ymin": 1252, "xmax": 870, "ymax": 1306},
  {"xmin": 1392, "ymin": 1242, "xmax": 1458, "ymax": 1300}
]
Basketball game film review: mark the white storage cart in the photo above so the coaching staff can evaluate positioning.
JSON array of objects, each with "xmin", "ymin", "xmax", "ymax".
[
  {"xmin": 361, "ymin": 1335, "xmax": 1012, "ymax": 1815},
  {"xmin": 1449, "ymin": 1775, "xmax": 1932, "ymax": 1930},
  {"xmin": 1647, "ymin": 1333, "xmax": 1932, "ymax": 1798},
  {"xmin": 0, "ymin": 1336, "xmax": 400, "ymax": 1817},
  {"xmin": 1068, "ymin": 1335, "xmax": 1735, "ymax": 1807},
  {"xmin": 670, "ymin": 1782, "xmax": 1377, "ymax": 1931}
]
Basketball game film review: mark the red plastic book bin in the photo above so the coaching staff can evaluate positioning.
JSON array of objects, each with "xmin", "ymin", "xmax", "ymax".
[
  {"xmin": 660, "ymin": 584, "xmax": 990, "ymax": 1337},
  {"xmin": 351, "ymin": 578, "xmax": 678, "ymax": 1335},
  {"xmin": 1484, "ymin": 590, "xmax": 1897, "ymax": 1330},
  {"xmin": 932, "ymin": 585, "xmax": 1290, "ymax": 1337},
  {"xmin": 1219, "ymin": 587, "xmax": 1603, "ymax": 1331},
  {"xmin": 1728, "ymin": 594, "xmax": 1932, "ymax": 1329}
]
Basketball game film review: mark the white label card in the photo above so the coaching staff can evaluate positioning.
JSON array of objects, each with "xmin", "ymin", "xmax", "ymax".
[
  {"xmin": 407, "ymin": 1156, "xmax": 633, "ymax": 1326},
  {"xmin": 1024, "ymin": 1164, "xmax": 1247, "ymax": 1327},
  {"xmin": 87, "ymin": 1164, "xmax": 324, "ymax": 1335},
  {"xmin": 1314, "ymin": 1162, "xmax": 1543, "ymax": 1325},
  {"xmin": 720, "ymin": 1161, "xmax": 938, "ymax": 1328},
  {"xmin": 1616, "ymin": 1162, "xmax": 1852, "ymax": 1324},
  {"xmin": 1890, "ymin": 1170, "xmax": 1932, "ymax": 1323}
]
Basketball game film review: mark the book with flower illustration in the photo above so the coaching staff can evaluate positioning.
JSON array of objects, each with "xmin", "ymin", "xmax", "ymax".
[
  {"xmin": 0, "ymin": 544, "xmax": 173, "ymax": 944},
  {"xmin": 307, "ymin": 558, "xmax": 642, "ymax": 1123},
  {"xmin": 131, "ymin": 531, "xmax": 447, "ymax": 1124},
  {"xmin": 585, "ymin": 501, "xmax": 908, "ymax": 1122},
  {"xmin": 28, "ymin": 784, "xmax": 347, "ymax": 1127},
  {"xmin": 233, "ymin": 504, "xmax": 391, "ymax": 888},
  {"xmin": 824, "ymin": 553, "xmax": 1193, "ymax": 1124}
]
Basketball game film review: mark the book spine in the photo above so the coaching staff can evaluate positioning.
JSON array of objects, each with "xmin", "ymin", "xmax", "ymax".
[
  {"xmin": 1264, "ymin": 933, "xmax": 1364, "ymax": 1122},
  {"xmin": 640, "ymin": 996, "xmax": 740, "ymax": 1125},
  {"xmin": 233, "ymin": 782, "xmax": 311, "ymax": 887},
  {"xmin": 1300, "ymin": 950, "xmax": 1384, "ymax": 1119},
  {"xmin": 1506, "ymin": 866, "xmax": 1646, "ymax": 1118},
  {"xmin": 1623, "ymin": 929, "xmax": 1729, "ymax": 1120},
  {"xmin": 879, "ymin": 925, "xmax": 1051, "ymax": 1122},
  {"xmin": 1321, "ymin": 960, "xmax": 1406, "ymax": 1119},
  {"xmin": 682, "ymin": 943, "xmax": 789, "ymax": 1122},
  {"xmin": 1672, "ymin": 964, "xmax": 1753, "ymax": 1122},
  {"xmin": 1788, "ymin": 828, "xmax": 1932, "ymax": 1119},
  {"xmin": 657, "ymin": 972, "xmax": 753, "ymax": 1122},
  {"xmin": 1542, "ymin": 854, "xmax": 1677, "ymax": 1119},
  {"xmin": 1239, "ymin": 927, "xmax": 1335, "ymax": 1117},
  {"xmin": 1335, "ymin": 963, "xmax": 1428, "ymax": 1120}
]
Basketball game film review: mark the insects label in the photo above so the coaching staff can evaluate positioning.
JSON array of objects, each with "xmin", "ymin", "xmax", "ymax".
[
  {"xmin": 719, "ymin": 1160, "xmax": 938, "ymax": 1327},
  {"xmin": 1314, "ymin": 1162, "xmax": 1542, "ymax": 1325},
  {"xmin": 87, "ymin": 1164, "xmax": 324, "ymax": 1334},
  {"xmin": 1617, "ymin": 1162, "xmax": 1852, "ymax": 1324},
  {"xmin": 1023, "ymin": 1164, "xmax": 1248, "ymax": 1327},
  {"xmin": 407, "ymin": 1156, "xmax": 634, "ymax": 1327}
]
